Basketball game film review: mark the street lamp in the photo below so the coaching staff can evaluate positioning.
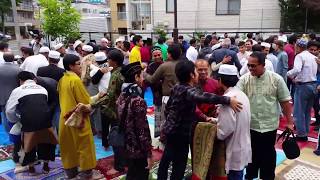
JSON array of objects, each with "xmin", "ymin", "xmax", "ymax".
[{"xmin": 173, "ymin": 0, "xmax": 178, "ymax": 43}]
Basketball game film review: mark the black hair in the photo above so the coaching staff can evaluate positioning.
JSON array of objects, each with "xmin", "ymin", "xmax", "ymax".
[
  {"xmin": 63, "ymin": 54, "xmax": 80, "ymax": 70},
  {"xmin": 219, "ymin": 74, "xmax": 239, "ymax": 87},
  {"xmin": 205, "ymin": 35, "xmax": 212, "ymax": 42},
  {"xmin": 49, "ymin": 57, "xmax": 60, "ymax": 64},
  {"xmin": 167, "ymin": 43, "xmax": 181, "ymax": 60},
  {"xmin": 189, "ymin": 38, "xmax": 196, "ymax": 45},
  {"xmin": 288, "ymin": 34, "xmax": 297, "ymax": 44},
  {"xmin": 175, "ymin": 60, "xmax": 195, "ymax": 84},
  {"xmin": 18, "ymin": 71, "xmax": 36, "ymax": 81},
  {"xmin": 310, "ymin": 33, "xmax": 316, "ymax": 40},
  {"xmin": 21, "ymin": 47, "xmax": 34, "ymax": 56},
  {"xmin": 238, "ymin": 41, "xmax": 245, "ymax": 46},
  {"xmin": 123, "ymin": 41, "xmax": 131, "ymax": 51},
  {"xmin": 204, "ymin": 38, "xmax": 211, "ymax": 47},
  {"xmin": 68, "ymin": 39, "xmax": 75, "ymax": 44},
  {"xmin": 250, "ymin": 51, "xmax": 266, "ymax": 65},
  {"xmin": 0, "ymin": 42, "xmax": 9, "ymax": 51},
  {"xmin": 307, "ymin": 40, "xmax": 320, "ymax": 49},
  {"xmin": 3, "ymin": 53, "xmax": 14, "ymax": 62},
  {"xmin": 247, "ymin": 33, "xmax": 253, "ymax": 39},
  {"xmin": 246, "ymin": 39, "xmax": 253, "ymax": 45},
  {"xmin": 121, "ymin": 62, "xmax": 142, "ymax": 83},
  {"xmin": 158, "ymin": 37, "xmax": 165, "ymax": 44},
  {"xmin": 108, "ymin": 49, "xmax": 124, "ymax": 66},
  {"xmin": 230, "ymin": 37, "xmax": 235, "ymax": 45},
  {"xmin": 252, "ymin": 44, "xmax": 262, "ymax": 52},
  {"xmin": 133, "ymin": 35, "xmax": 142, "ymax": 45},
  {"xmin": 178, "ymin": 35, "xmax": 184, "ymax": 39}
]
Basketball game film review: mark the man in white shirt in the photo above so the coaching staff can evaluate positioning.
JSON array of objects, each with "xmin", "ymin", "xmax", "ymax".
[
  {"xmin": 186, "ymin": 39, "xmax": 198, "ymax": 63},
  {"xmin": 216, "ymin": 64, "xmax": 251, "ymax": 180},
  {"xmin": 20, "ymin": 47, "xmax": 49, "ymax": 75},
  {"xmin": 0, "ymin": 42, "xmax": 9, "ymax": 64},
  {"xmin": 287, "ymin": 39, "xmax": 318, "ymax": 141}
]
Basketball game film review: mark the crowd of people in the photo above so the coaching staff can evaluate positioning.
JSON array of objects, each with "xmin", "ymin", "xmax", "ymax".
[{"xmin": 0, "ymin": 31, "xmax": 319, "ymax": 180}]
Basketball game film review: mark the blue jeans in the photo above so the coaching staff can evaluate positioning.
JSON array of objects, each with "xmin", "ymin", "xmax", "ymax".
[
  {"xmin": 52, "ymin": 106, "xmax": 60, "ymax": 133},
  {"xmin": 228, "ymin": 170, "xmax": 244, "ymax": 180},
  {"xmin": 293, "ymin": 83, "xmax": 317, "ymax": 137},
  {"xmin": 1, "ymin": 106, "xmax": 10, "ymax": 133}
]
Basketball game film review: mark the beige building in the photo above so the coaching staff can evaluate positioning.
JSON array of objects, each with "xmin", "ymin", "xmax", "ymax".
[
  {"xmin": 2, "ymin": 0, "xmax": 39, "ymax": 37},
  {"xmin": 110, "ymin": 0, "xmax": 128, "ymax": 34}
]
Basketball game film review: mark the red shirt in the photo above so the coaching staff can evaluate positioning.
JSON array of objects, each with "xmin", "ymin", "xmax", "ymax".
[
  {"xmin": 284, "ymin": 44, "xmax": 295, "ymax": 70},
  {"xmin": 140, "ymin": 46, "xmax": 151, "ymax": 63},
  {"xmin": 195, "ymin": 78, "xmax": 222, "ymax": 121}
]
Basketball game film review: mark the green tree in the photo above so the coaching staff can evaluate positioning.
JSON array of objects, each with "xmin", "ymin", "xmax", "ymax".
[
  {"xmin": 0, "ymin": 0, "xmax": 22, "ymax": 33},
  {"xmin": 279, "ymin": 0, "xmax": 320, "ymax": 32},
  {"xmin": 38, "ymin": 0, "xmax": 81, "ymax": 41}
]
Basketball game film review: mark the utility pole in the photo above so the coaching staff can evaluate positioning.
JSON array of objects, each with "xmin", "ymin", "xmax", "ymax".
[
  {"xmin": 173, "ymin": 0, "xmax": 178, "ymax": 43},
  {"xmin": 11, "ymin": 0, "xmax": 21, "ymax": 50}
]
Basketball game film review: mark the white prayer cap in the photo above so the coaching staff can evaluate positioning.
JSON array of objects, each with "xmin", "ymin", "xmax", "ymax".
[
  {"xmin": 261, "ymin": 42, "xmax": 271, "ymax": 48},
  {"xmin": 101, "ymin": 38, "xmax": 109, "ymax": 43},
  {"xmin": 82, "ymin": 45, "xmax": 93, "ymax": 52},
  {"xmin": 54, "ymin": 43, "xmax": 64, "ymax": 50},
  {"xmin": 14, "ymin": 55, "xmax": 22, "ymax": 59},
  {"xmin": 94, "ymin": 52, "xmax": 107, "ymax": 62},
  {"xmin": 73, "ymin": 40, "xmax": 82, "ymax": 49},
  {"xmin": 115, "ymin": 37, "xmax": 124, "ymax": 43},
  {"xmin": 39, "ymin": 46, "xmax": 50, "ymax": 53},
  {"xmin": 218, "ymin": 64, "xmax": 238, "ymax": 76},
  {"xmin": 48, "ymin": 50, "xmax": 61, "ymax": 59}
]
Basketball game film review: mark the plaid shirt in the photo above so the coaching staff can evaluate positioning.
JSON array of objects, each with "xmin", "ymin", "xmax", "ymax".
[{"xmin": 162, "ymin": 84, "xmax": 230, "ymax": 138}]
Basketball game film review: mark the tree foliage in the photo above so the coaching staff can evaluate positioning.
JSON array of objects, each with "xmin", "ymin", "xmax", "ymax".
[
  {"xmin": 38, "ymin": 0, "xmax": 81, "ymax": 41},
  {"xmin": 279, "ymin": 0, "xmax": 320, "ymax": 32},
  {"xmin": 0, "ymin": 0, "xmax": 22, "ymax": 33}
]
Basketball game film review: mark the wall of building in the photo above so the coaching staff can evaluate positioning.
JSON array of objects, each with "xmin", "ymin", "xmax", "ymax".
[
  {"xmin": 110, "ymin": 0, "xmax": 128, "ymax": 32},
  {"xmin": 152, "ymin": 0, "xmax": 281, "ymax": 32}
]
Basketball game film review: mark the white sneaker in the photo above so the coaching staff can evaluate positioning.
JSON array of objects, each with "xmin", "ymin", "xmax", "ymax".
[{"xmin": 14, "ymin": 164, "xmax": 28, "ymax": 174}]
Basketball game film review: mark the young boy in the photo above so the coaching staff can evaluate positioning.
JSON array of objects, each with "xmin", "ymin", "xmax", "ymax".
[{"xmin": 157, "ymin": 60, "xmax": 242, "ymax": 180}]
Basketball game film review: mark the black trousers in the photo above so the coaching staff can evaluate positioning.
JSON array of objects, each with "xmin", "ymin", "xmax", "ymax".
[
  {"xmin": 126, "ymin": 157, "xmax": 149, "ymax": 180},
  {"xmin": 245, "ymin": 130, "xmax": 277, "ymax": 180},
  {"xmin": 22, "ymin": 143, "xmax": 56, "ymax": 166},
  {"xmin": 101, "ymin": 114, "xmax": 117, "ymax": 148},
  {"xmin": 313, "ymin": 93, "xmax": 320, "ymax": 124},
  {"xmin": 157, "ymin": 134, "xmax": 189, "ymax": 180}
]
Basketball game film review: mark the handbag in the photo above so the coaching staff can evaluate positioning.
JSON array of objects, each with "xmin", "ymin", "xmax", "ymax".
[
  {"xmin": 108, "ymin": 96, "xmax": 131, "ymax": 147},
  {"xmin": 277, "ymin": 128, "xmax": 300, "ymax": 159}
]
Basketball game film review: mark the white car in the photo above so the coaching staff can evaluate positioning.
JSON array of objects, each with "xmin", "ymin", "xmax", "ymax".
[{"xmin": 0, "ymin": 32, "xmax": 12, "ymax": 41}]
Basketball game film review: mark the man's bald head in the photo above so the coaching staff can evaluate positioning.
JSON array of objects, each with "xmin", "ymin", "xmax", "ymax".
[
  {"xmin": 195, "ymin": 59, "xmax": 209, "ymax": 68},
  {"xmin": 3, "ymin": 52, "xmax": 15, "ymax": 62}
]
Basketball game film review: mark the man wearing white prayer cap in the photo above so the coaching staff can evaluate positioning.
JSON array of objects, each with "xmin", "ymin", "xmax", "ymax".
[
  {"xmin": 73, "ymin": 40, "xmax": 83, "ymax": 56},
  {"xmin": 54, "ymin": 43, "xmax": 66, "ymax": 56},
  {"xmin": 261, "ymin": 42, "xmax": 278, "ymax": 71},
  {"xmin": 91, "ymin": 52, "xmax": 112, "ymax": 93},
  {"xmin": 37, "ymin": 51, "xmax": 65, "ymax": 81},
  {"xmin": 216, "ymin": 64, "xmax": 252, "ymax": 180},
  {"xmin": 82, "ymin": 45, "xmax": 93, "ymax": 57},
  {"xmin": 39, "ymin": 46, "xmax": 50, "ymax": 59}
]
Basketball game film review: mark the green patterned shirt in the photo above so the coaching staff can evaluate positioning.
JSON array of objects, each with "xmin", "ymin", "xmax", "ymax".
[{"xmin": 237, "ymin": 70, "xmax": 291, "ymax": 133}]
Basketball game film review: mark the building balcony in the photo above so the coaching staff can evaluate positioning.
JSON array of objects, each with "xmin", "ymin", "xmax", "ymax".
[
  {"xmin": 117, "ymin": 12, "xmax": 127, "ymax": 20},
  {"xmin": 17, "ymin": 4, "xmax": 34, "ymax": 12}
]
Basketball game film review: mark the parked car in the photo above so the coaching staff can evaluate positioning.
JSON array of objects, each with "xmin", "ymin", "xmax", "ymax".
[{"xmin": 0, "ymin": 32, "xmax": 12, "ymax": 41}]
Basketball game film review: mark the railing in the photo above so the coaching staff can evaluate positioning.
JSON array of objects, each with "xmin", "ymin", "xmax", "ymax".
[{"xmin": 117, "ymin": 12, "xmax": 127, "ymax": 20}]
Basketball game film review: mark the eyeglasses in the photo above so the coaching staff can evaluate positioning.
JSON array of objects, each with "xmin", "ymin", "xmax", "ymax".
[{"xmin": 247, "ymin": 63, "xmax": 258, "ymax": 68}]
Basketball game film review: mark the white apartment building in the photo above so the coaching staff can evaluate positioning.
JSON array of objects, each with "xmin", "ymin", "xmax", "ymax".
[{"xmin": 147, "ymin": 0, "xmax": 280, "ymax": 33}]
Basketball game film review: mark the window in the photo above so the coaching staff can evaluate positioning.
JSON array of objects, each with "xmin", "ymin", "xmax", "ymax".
[
  {"xmin": 166, "ymin": 0, "xmax": 174, "ymax": 13},
  {"xmin": 117, "ymin": 3, "xmax": 127, "ymax": 20},
  {"xmin": 118, "ymin": 28, "xmax": 127, "ymax": 35},
  {"xmin": 216, "ymin": 0, "xmax": 240, "ymax": 15}
]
